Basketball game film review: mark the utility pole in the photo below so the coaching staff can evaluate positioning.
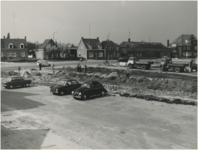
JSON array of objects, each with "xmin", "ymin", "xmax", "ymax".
[
  {"xmin": 12, "ymin": 13, "xmax": 16, "ymax": 38},
  {"xmin": 53, "ymin": 31, "xmax": 57, "ymax": 41},
  {"xmin": 129, "ymin": 28, "xmax": 130, "ymax": 39},
  {"xmin": 89, "ymin": 23, "xmax": 91, "ymax": 38},
  {"xmin": 149, "ymin": 36, "xmax": 153, "ymax": 59}
]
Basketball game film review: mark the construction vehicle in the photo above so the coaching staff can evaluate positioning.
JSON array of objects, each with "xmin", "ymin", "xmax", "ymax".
[
  {"xmin": 160, "ymin": 57, "xmax": 197, "ymax": 72},
  {"xmin": 127, "ymin": 57, "xmax": 154, "ymax": 70}
]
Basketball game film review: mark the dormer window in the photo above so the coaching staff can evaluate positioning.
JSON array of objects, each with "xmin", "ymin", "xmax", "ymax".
[
  {"xmin": 20, "ymin": 43, "xmax": 24, "ymax": 49},
  {"xmin": 9, "ymin": 43, "xmax": 13, "ymax": 49}
]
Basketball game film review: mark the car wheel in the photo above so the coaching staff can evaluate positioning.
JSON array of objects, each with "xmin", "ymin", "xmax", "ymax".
[
  {"xmin": 60, "ymin": 91, "xmax": 65, "ymax": 95},
  {"xmin": 101, "ymin": 91, "xmax": 106, "ymax": 96},
  {"xmin": 175, "ymin": 67, "xmax": 181, "ymax": 73},
  {"xmin": 83, "ymin": 94, "xmax": 88, "ymax": 100},
  {"xmin": 10, "ymin": 85, "xmax": 14, "ymax": 89},
  {"xmin": 142, "ymin": 65, "xmax": 146, "ymax": 70}
]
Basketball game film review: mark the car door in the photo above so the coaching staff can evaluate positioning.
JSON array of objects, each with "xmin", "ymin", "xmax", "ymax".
[
  {"xmin": 94, "ymin": 82, "xmax": 104, "ymax": 95},
  {"xmin": 63, "ymin": 81, "xmax": 72, "ymax": 93},
  {"xmin": 71, "ymin": 80, "xmax": 80, "ymax": 91},
  {"xmin": 11, "ymin": 77, "xmax": 18, "ymax": 87},
  {"xmin": 89, "ymin": 83, "xmax": 98, "ymax": 96}
]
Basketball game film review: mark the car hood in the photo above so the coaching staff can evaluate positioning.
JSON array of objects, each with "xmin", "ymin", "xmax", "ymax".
[
  {"xmin": 51, "ymin": 84, "xmax": 64, "ymax": 89},
  {"xmin": 75, "ymin": 87, "xmax": 89, "ymax": 92}
]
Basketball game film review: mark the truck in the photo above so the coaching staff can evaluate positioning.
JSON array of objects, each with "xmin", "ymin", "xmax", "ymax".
[
  {"xmin": 127, "ymin": 57, "xmax": 154, "ymax": 70},
  {"xmin": 160, "ymin": 57, "xmax": 197, "ymax": 72}
]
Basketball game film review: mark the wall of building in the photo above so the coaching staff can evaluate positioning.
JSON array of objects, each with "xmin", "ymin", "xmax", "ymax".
[
  {"xmin": 77, "ymin": 40, "xmax": 87, "ymax": 59},
  {"xmin": 35, "ymin": 49, "xmax": 45, "ymax": 59},
  {"xmin": 87, "ymin": 50, "xmax": 105, "ymax": 59},
  {"xmin": 1, "ymin": 49, "xmax": 28, "ymax": 58}
]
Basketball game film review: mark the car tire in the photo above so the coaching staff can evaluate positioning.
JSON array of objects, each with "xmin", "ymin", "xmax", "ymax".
[
  {"xmin": 142, "ymin": 65, "xmax": 147, "ymax": 70},
  {"xmin": 101, "ymin": 91, "xmax": 106, "ymax": 96},
  {"xmin": 175, "ymin": 67, "xmax": 181, "ymax": 73},
  {"xmin": 60, "ymin": 91, "xmax": 65, "ymax": 95},
  {"xmin": 83, "ymin": 94, "xmax": 88, "ymax": 100},
  {"xmin": 9, "ymin": 85, "xmax": 14, "ymax": 89}
]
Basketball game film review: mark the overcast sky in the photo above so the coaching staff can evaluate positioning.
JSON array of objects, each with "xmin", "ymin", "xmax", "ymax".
[{"xmin": 1, "ymin": 1, "xmax": 197, "ymax": 46}]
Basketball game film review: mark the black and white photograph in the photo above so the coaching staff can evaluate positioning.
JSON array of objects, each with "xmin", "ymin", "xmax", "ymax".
[{"xmin": 1, "ymin": 0, "xmax": 197, "ymax": 149}]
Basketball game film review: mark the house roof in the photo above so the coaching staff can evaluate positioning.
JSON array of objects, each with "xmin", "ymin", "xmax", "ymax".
[
  {"xmin": 120, "ymin": 41, "xmax": 167, "ymax": 49},
  {"xmin": 101, "ymin": 40, "xmax": 119, "ymax": 49},
  {"xmin": 1, "ymin": 38, "xmax": 26, "ymax": 49},
  {"xmin": 39, "ymin": 39, "xmax": 56, "ymax": 49},
  {"xmin": 81, "ymin": 38, "xmax": 102, "ymax": 50},
  {"xmin": 168, "ymin": 34, "xmax": 197, "ymax": 48}
]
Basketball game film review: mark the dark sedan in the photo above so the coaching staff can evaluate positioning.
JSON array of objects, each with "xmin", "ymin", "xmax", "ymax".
[
  {"xmin": 2, "ymin": 76, "xmax": 32, "ymax": 89},
  {"xmin": 72, "ymin": 81, "xmax": 108, "ymax": 100},
  {"xmin": 50, "ymin": 79, "xmax": 81, "ymax": 95}
]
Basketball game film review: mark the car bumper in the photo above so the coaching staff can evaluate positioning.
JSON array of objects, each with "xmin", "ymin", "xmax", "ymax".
[
  {"xmin": 73, "ymin": 95, "xmax": 82, "ymax": 99},
  {"xmin": 50, "ymin": 89, "xmax": 59, "ymax": 94}
]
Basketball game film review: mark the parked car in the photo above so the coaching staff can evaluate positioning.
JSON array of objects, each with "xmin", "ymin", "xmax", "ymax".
[
  {"xmin": 36, "ymin": 60, "xmax": 51, "ymax": 67},
  {"xmin": 50, "ymin": 79, "xmax": 81, "ymax": 95},
  {"xmin": 117, "ymin": 56, "xmax": 129, "ymax": 62},
  {"xmin": 72, "ymin": 81, "xmax": 108, "ymax": 100},
  {"xmin": 2, "ymin": 76, "xmax": 32, "ymax": 89}
]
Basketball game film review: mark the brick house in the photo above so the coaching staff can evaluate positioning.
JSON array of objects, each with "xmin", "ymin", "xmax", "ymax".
[
  {"xmin": 77, "ymin": 37, "xmax": 104, "ymax": 59},
  {"xmin": 35, "ymin": 39, "xmax": 58, "ymax": 60},
  {"xmin": 120, "ymin": 38, "xmax": 171, "ymax": 59},
  {"xmin": 101, "ymin": 39, "xmax": 120, "ymax": 59},
  {"xmin": 1, "ymin": 33, "xmax": 28, "ymax": 60},
  {"xmin": 167, "ymin": 34, "xmax": 197, "ymax": 58}
]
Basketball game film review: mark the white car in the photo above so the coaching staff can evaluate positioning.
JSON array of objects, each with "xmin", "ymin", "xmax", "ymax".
[{"xmin": 36, "ymin": 60, "xmax": 51, "ymax": 67}]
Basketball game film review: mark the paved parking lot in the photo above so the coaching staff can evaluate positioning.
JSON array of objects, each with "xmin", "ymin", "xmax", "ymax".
[{"xmin": 1, "ymin": 85, "xmax": 197, "ymax": 149}]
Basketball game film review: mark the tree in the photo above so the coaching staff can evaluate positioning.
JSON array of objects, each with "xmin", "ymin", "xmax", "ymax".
[{"xmin": 27, "ymin": 41, "xmax": 37, "ymax": 58}]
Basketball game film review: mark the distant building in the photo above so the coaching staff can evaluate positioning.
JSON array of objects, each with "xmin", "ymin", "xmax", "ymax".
[
  {"xmin": 77, "ymin": 37, "xmax": 104, "ymax": 59},
  {"xmin": 35, "ymin": 39, "xmax": 58, "ymax": 60},
  {"xmin": 101, "ymin": 39, "xmax": 120, "ymax": 59},
  {"xmin": 59, "ymin": 44, "xmax": 77, "ymax": 58},
  {"xmin": 168, "ymin": 34, "xmax": 197, "ymax": 58},
  {"xmin": 1, "ymin": 33, "xmax": 28, "ymax": 60},
  {"xmin": 120, "ymin": 38, "xmax": 171, "ymax": 58}
]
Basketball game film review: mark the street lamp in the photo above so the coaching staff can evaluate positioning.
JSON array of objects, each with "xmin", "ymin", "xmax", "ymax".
[{"xmin": 53, "ymin": 31, "xmax": 58, "ymax": 41}]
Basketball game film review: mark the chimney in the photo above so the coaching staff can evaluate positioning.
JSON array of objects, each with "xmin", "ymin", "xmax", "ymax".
[
  {"xmin": 81, "ymin": 37, "xmax": 83, "ymax": 40},
  {"xmin": 7, "ymin": 33, "xmax": 10, "ymax": 39},
  {"xmin": 3, "ymin": 36, "xmax": 5, "ymax": 39},
  {"xmin": 167, "ymin": 39, "xmax": 169, "ymax": 47},
  {"xmin": 128, "ymin": 38, "xmax": 130, "ymax": 42},
  {"xmin": 25, "ymin": 36, "xmax": 26, "ymax": 40},
  {"xmin": 97, "ymin": 37, "xmax": 99, "ymax": 40}
]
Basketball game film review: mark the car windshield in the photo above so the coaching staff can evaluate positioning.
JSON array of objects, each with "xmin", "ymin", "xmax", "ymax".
[
  {"xmin": 6, "ymin": 77, "xmax": 12, "ymax": 82},
  {"xmin": 81, "ymin": 83, "xmax": 90, "ymax": 88},
  {"xmin": 58, "ymin": 81, "xmax": 66, "ymax": 86}
]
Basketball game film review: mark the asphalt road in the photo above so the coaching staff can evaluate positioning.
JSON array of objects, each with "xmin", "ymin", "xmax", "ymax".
[
  {"xmin": 1, "ymin": 60, "xmax": 197, "ymax": 76},
  {"xmin": 1, "ymin": 85, "xmax": 197, "ymax": 149}
]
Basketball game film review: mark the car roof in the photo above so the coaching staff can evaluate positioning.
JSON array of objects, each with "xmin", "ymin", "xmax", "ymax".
[{"xmin": 84, "ymin": 81, "xmax": 100, "ymax": 84}]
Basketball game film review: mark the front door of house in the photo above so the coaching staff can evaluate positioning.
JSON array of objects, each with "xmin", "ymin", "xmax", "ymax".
[{"xmin": 95, "ymin": 53, "xmax": 98, "ymax": 59}]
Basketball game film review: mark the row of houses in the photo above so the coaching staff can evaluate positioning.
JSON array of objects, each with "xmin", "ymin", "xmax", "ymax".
[{"xmin": 1, "ymin": 33, "xmax": 197, "ymax": 60}]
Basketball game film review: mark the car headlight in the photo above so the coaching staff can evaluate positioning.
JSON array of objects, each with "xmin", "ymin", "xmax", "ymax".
[
  {"xmin": 72, "ymin": 91, "xmax": 74, "ymax": 94},
  {"xmin": 79, "ymin": 92, "xmax": 81, "ymax": 96}
]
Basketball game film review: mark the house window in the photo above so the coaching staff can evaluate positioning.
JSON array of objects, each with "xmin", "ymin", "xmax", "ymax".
[
  {"xmin": 186, "ymin": 46, "xmax": 191, "ymax": 50},
  {"xmin": 9, "ymin": 43, "xmax": 13, "ymax": 49},
  {"xmin": 98, "ymin": 52, "xmax": 103, "ymax": 58},
  {"xmin": 7, "ymin": 52, "xmax": 12, "ymax": 57},
  {"xmin": 12, "ymin": 52, "xmax": 16, "ymax": 57},
  {"xmin": 20, "ymin": 43, "xmax": 24, "ymax": 49},
  {"xmin": 89, "ymin": 52, "xmax": 94, "ymax": 58},
  {"xmin": 20, "ymin": 51, "xmax": 25, "ymax": 57}
]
